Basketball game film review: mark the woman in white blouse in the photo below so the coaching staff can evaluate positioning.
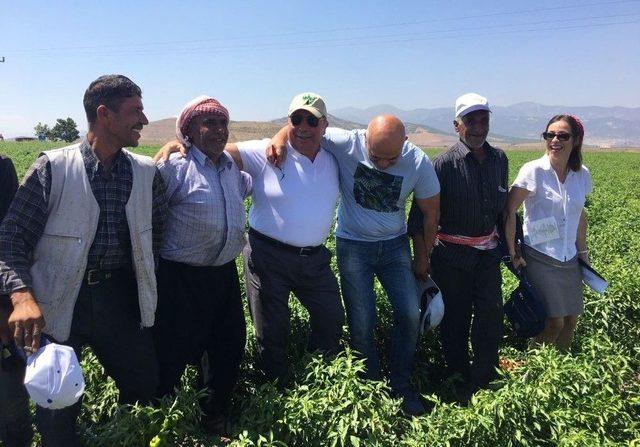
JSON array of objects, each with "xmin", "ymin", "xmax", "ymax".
[{"xmin": 505, "ymin": 114, "xmax": 591, "ymax": 350}]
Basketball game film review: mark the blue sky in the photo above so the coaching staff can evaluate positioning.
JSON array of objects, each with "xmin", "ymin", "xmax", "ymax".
[{"xmin": 1, "ymin": 0, "xmax": 639, "ymax": 136}]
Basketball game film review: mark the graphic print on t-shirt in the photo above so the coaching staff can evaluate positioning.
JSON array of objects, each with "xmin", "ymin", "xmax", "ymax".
[{"xmin": 353, "ymin": 162, "xmax": 403, "ymax": 212}]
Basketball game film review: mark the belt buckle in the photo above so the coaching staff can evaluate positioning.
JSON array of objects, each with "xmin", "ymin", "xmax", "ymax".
[
  {"xmin": 87, "ymin": 269, "xmax": 100, "ymax": 286},
  {"xmin": 299, "ymin": 247, "xmax": 311, "ymax": 257}
]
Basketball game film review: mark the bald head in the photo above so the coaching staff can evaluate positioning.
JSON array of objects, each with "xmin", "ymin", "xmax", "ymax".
[{"xmin": 366, "ymin": 115, "xmax": 406, "ymax": 170}]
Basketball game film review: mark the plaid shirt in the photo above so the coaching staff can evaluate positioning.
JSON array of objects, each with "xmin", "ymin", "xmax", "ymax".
[{"xmin": 0, "ymin": 139, "xmax": 167, "ymax": 293}]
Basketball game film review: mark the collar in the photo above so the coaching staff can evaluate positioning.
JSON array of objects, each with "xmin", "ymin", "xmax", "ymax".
[
  {"xmin": 191, "ymin": 145, "xmax": 233, "ymax": 171},
  {"xmin": 287, "ymin": 140, "xmax": 323, "ymax": 160},
  {"xmin": 541, "ymin": 153, "xmax": 574, "ymax": 179},
  {"xmin": 453, "ymin": 140, "xmax": 495, "ymax": 159},
  {"xmin": 80, "ymin": 138, "xmax": 125, "ymax": 179}
]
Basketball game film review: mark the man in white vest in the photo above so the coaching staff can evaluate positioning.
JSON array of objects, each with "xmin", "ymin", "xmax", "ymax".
[{"xmin": 0, "ymin": 75, "xmax": 167, "ymax": 447}]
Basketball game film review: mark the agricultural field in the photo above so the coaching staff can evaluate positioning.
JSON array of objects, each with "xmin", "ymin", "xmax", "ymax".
[{"xmin": 1, "ymin": 140, "xmax": 639, "ymax": 446}]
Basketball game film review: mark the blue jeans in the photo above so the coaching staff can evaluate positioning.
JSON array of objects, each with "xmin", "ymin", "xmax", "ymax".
[{"xmin": 336, "ymin": 235, "xmax": 420, "ymax": 391}]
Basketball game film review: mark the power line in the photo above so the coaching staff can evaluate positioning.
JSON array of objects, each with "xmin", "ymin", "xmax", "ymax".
[
  {"xmin": 4, "ymin": 0, "xmax": 639, "ymax": 55},
  {"xmin": 11, "ymin": 14, "xmax": 639, "ymax": 59}
]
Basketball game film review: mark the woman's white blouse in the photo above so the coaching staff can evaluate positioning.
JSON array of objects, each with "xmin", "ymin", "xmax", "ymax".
[{"xmin": 512, "ymin": 154, "xmax": 592, "ymax": 261}]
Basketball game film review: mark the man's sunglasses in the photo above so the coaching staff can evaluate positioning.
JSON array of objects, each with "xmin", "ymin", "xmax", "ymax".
[
  {"xmin": 542, "ymin": 131, "xmax": 572, "ymax": 141},
  {"xmin": 290, "ymin": 114, "xmax": 321, "ymax": 128}
]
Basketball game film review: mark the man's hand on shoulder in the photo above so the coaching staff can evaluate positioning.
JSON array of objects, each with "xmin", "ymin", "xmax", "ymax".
[
  {"xmin": 153, "ymin": 139, "xmax": 188, "ymax": 163},
  {"xmin": 266, "ymin": 126, "xmax": 289, "ymax": 167},
  {"xmin": 9, "ymin": 289, "xmax": 45, "ymax": 352},
  {"xmin": 266, "ymin": 143, "xmax": 287, "ymax": 167}
]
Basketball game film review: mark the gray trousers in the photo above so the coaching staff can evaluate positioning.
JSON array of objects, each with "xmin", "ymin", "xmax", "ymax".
[{"xmin": 244, "ymin": 233, "xmax": 344, "ymax": 384}]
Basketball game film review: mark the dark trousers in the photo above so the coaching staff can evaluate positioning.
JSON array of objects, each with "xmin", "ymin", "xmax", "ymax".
[
  {"xmin": 0, "ymin": 296, "xmax": 32, "ymax": 447},
  {"xmin": 36, "ymin": 269, "xmax": 159, "ymax": 447},
  {"xmin": 244, "ymin": 234, "xmax": 344, "ymax": 383},
  {"xmin": 0, "ymin": 355, "xmax": 32, "ymax": 447},
  {"xmin": 431, "ymin": 253, "xmax": 503, "ymax": 389},
  {"xmin": 154, "ymin": 259, "xmax": 246, "ymax": 416}
]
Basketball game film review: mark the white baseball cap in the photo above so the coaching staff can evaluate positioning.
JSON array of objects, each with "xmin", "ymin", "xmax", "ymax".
[
  {"xmin": 416, "ymin": 277, "xmax": 445, "ymax": 335},
  {"xmin": 24, "ymin": 342, "xmax": 85, "ymax": 410},
  {"xmin": 455, "ymin": 93, "xmax": 491, "ymax": 118},
  {"xmin": 288, "ymin": 92, "xmax": 327, "ymax": 118}
]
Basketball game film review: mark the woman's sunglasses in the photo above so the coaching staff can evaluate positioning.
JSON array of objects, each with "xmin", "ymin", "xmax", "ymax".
[
  {"xmin": 542, "ymin": 131, "xmax": 572, "ymax": 141},
  {"xmin": 290, "ymin": 113, "xmax": 320, "ymax": 128}
]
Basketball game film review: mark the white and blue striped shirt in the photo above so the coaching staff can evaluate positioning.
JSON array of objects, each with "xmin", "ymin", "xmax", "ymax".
[{"xmin": 157, "ymin": 147, "xmax": 251, "ymax": 266}]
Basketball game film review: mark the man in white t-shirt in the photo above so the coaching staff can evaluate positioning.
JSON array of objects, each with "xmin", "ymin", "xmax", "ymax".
[
  {"xmin": 236, "ymin": 93, "xmax": 343, "ymax": 386},
  {"xmin": 156, "ymin": 93, "xmax": 343, "ymax": 387}
]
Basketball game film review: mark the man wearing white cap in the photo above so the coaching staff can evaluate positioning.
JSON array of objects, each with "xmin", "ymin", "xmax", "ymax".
[
  {"xmin": 154, "ymin": 96, "xmax": 250, "ymax": 434},
  {"xmin": 0, "ymin": 75, "xmax": 167, "ymax": 446},
  {"xmin": 409, "ymin": 93, "xmax": 508, "ymax": 403},
  {"xmin": 156, "ymin": 92, "xmax": 344, "ymax": 387}
]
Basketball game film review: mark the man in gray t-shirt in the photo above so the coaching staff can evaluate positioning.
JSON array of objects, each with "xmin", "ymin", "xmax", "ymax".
[{"xmin": 271, "ymin": 115, "xmax": 440, "ymax": 416}]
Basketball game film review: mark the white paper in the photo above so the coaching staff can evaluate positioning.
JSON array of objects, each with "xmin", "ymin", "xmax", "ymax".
[{"xmin": 528, "ymin": 217, "xmax": 560, "ymax": 245}]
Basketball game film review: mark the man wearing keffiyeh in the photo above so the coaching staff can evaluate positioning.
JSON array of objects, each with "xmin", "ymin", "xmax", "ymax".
[{"xmin": 154, "ymin": 96, "xmax": 251, "ymax": 436}]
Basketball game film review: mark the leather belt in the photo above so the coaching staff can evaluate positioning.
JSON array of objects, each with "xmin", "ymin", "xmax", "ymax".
[{"xmin": 248, "ymin": 228, "xmax": 323, "ymax": 257}]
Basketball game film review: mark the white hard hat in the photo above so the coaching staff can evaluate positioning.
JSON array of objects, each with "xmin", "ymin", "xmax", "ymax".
[
  {"xmin": 24, "ymin": 342, "xmax": 85, "ymax": 410},
  {"xmin": 416, "ymin": 277, "xmax": 445, "ymax": 335}
]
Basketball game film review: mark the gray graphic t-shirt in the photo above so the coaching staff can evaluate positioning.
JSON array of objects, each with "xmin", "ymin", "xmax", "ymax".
[
  {"xmin": 322, "ymin": 128, "xmax": 440, "ymax": 242},
  {"xmin": 353, "ymin": 163, "xmax": 403, "ymax": 212}
]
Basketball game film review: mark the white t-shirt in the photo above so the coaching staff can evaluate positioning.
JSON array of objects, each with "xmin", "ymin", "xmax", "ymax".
[
  {"xmin": 237, "ymin": 139, "xmax": 340, "ymax": 247},
  {"xmin": 512, "ymin": 154, "xmax": 592, "ymax": 261}
]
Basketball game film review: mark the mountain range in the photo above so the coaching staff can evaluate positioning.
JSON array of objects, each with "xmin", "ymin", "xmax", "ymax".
[
  {"xmin": 332, "ymin": 102, "xmax": 640, "ymax": 148},
  {"xmin": 140, "ymin": 114, "xmax": 459, "ymax": 148},
  {"xmin": 139, "ymin": 102, "xmax": 640, "ymax": 148}
]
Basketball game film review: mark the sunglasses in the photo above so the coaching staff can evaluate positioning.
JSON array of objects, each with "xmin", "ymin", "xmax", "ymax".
[
  {"xmin": 542, "ymin": 131, "xmax": 572, "ymax": 141},
  {"xmin": 290, "ymin": 114, "xmax": 320, "ymax": 128}
]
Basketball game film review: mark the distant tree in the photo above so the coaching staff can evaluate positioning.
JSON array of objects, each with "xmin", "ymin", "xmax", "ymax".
[
  {"xmin": 50, "ymin": 117, "xmax": 79, "ymax": 143},
  {"xmin": 34, "ymin": 122, "xmax": 51, "ymax": 141}
]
